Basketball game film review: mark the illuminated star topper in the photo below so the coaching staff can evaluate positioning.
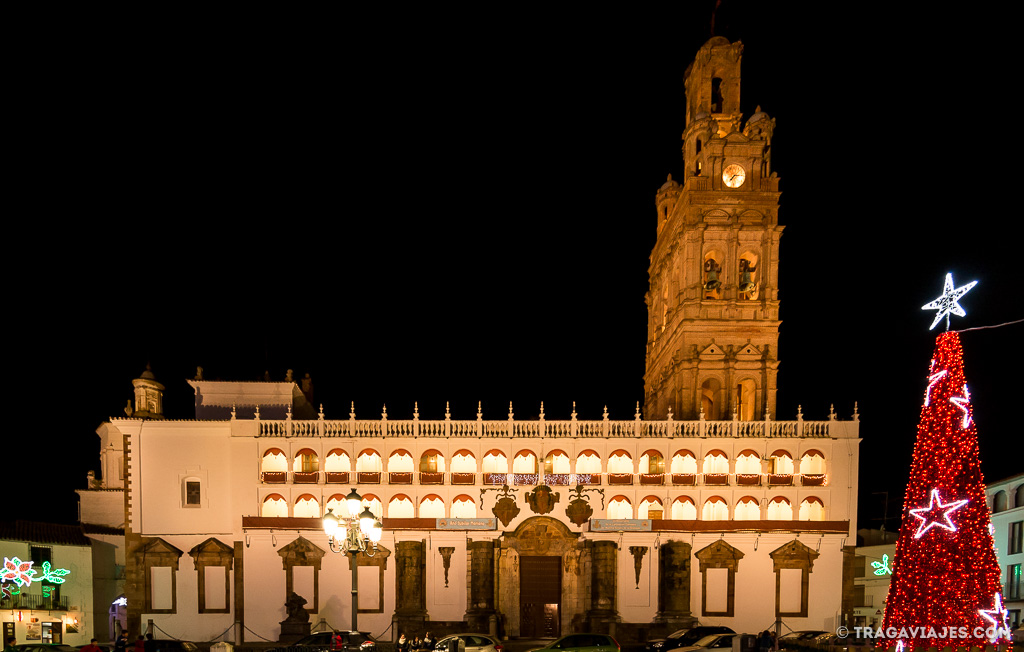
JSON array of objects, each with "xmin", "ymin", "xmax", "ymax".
[
  {"xmin": 909, "ymin": 488, "xmax": 968, "ymax": 539},
  {"xmin": 922, "ymin": 273, "xmax": 978, "ymax": 331}
]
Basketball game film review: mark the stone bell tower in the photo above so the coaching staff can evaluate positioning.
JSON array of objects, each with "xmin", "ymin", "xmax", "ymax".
[{"xmin": 644, "ymin": 36, "xmax": 783, "ymax": 421}]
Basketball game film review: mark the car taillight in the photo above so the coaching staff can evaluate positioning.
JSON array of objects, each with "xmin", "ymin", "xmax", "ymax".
[{"xmin": 611, "ymin": 638, "xmax": 621, "ymax": 652}]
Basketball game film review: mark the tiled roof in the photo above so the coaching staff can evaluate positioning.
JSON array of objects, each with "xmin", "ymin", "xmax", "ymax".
[
  {"xmin": 0, "ymin": 520, "xmax": 93, "ymax": 547},
  {"xmin": 81, "ymin": 523, "xmax": 125, "ymax": 536}
]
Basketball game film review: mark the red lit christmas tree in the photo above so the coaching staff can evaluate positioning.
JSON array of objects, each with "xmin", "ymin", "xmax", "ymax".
[{"xmin": 882, "ymin": 325, "xmax": 1011, "ymax": 649}]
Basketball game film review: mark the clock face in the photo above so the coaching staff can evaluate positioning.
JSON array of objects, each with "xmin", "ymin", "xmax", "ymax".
[{"xmin": 723, "ymin": 164, "xmax": 746, "ymax": 188}]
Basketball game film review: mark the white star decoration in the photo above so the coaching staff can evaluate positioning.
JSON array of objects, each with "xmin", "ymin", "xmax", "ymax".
[
  {"xmin": 949, "ymin": 385, "xmax": 972, "ymax": 429},
  {"xmin": 909, "ymin": 488, "xmax": 968, "ymax": 539},
  {"xmin": 922, "ymin": 273, "xmax": 978, "ymax": 331},
  {"xmin": 924, "ymin": 368, "xmax": 947, "ymax": 407},
  {"xmin": 894, "ymin": 641, "xmax": 905, "ymax": 652},
  {"xmin": 978, "ymin": 593, "xmax": 1011, "ymax": 642}
]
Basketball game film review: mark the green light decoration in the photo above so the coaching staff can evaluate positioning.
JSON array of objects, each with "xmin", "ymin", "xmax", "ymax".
[
  {"xmin": 0, "ymin": 557, "xmax": 71, "ymax": 600},
  {"xmin": 872, "ymin": 553, "xmax": 893, "ymax": 576}
]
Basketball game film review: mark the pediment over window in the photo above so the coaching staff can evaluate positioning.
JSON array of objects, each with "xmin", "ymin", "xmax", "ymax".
[
  {"xmin": 695, "ymin": 539, "xmax": 744, "ymax": 571},
  {"xmin": 703, "ymin": 209, "xmax": 730, "ymax": 223},
  {"xmin": 769, "ymin": 539, "xmax": 819, "ymax": 571},
  {"xmin": 277, "ymin": 536, "xmax": 326, "ymax": 570},
  {"xmin": 136, "ymin": 538, "xmax": 184, "ymax": 570},
  {"xmin": 736, "ymin": 342, "xmax": 763, "ymax": 360},
  {"xmin": 190, "ymin": 538, "xmax": 234, "ymax": 571},
  {"xmin": 699, "ymin": 343, "xmax": 726, "ymax": 360}
]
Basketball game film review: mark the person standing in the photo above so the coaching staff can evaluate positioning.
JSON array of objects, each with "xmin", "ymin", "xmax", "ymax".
[
  {"xmin": 114, "ymin": 632, "xmax": 129, "ymax": 652},
  {"xmin": 397, "ymin": 634, "xmax": 409, "ymax": 652},
  {"xmin": 81, "ymin": 639, "xmax": 103, "ymax": 652},
  {"xmin": 423, "ymin": 632, "xmax": 435, "ymax": 650}
]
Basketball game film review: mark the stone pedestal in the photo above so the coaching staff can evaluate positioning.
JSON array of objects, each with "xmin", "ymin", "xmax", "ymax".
[
  {"xmin": 654, "ymin": 540, "xmax": 697, "ymax": 628},
  {"xmin": 584, "ymin": 540, "xmax": 619, "ymax": 632},
  {"xmin": 279, "ymin": 620, "xmax": 311, "ymax": 642},
  {"xmin": 394, "ymin": 540, "xmax": 428, "ymax": 637},
  {"xmin": 465, "ymin": 540, "xmax": 497, "ymax": 632}
]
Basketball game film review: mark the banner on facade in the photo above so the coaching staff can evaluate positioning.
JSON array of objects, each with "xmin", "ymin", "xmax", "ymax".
[
  {"xmin": 436, "ymin": 518, "xmax": 497, "ymax": 530},
  {"xmin": 589, "ymin": 519, "xmax": 652, "ymax": 532}
]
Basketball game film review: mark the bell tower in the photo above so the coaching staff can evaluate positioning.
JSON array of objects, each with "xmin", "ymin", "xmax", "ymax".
[{"xmin": 644, "ymin": 36, "xmax": 783, "ymax": 421}]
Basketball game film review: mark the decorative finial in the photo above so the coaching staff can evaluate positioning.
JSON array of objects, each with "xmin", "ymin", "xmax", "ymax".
[
  {"xmin": 571, "ymin": 401, "xmax": 577, "ymax": 420},
  {"xmin": 231, "ymin": 404, "xmax": 236, "ymax": 420},
  {"xmin": 797, "ymin": 405, "xmax": 803, "ymax": 418},
  {"xmin": 635, "ymin": 401, "xmax": 641, "ymax": 419},
  {"xmin": 922, "ymin": 272, "xmax": 978, "ymax": 331},
  {"xmin": 350, "ymin": 401, "xmax": 356, "ymax": 419},
  {"xmin": 319, "ymin": 404, "xmax": 325, "ymax": 419},
  {"xmin": 286, "ymin": 404, "xmax": 292, "ymax": 418},
  {"xmin": 414, "ymin": 402, "xmax": 420, "ymax": 420},
  {"xmin": 666, "ymin": 405, "xmax": 673, "ymax": 421},
  {"xmin": 508, "ymin": 402, "xmax": 514, "ymax": 419},
  {"xmin": 381, "ymin": 404, "xmax": 387, "ymax": 419},
  {"xmin": 853, "ymin": 402, "xmax": 860, "ymax": 421},
  {"xmin": 254, "ymin": 405, "xmax": 261, "ymax": 419},
  {"xmin": 477, "ymin": 401, "xmax": 483, "ymax": 420},
  {"xmin": 829, "ymin": 404, "xmax": 836, "ymax": 420},
  {"xmin": 603, "ymin": 405, "xmax": 609, "ymax": 420},
  {"xmin": 445, "ymin": 401, "xmax": 451, "ymax": 419},
  {"xmin": 667, "ymin": 173, "xmax": 673, "ymax": 182},
  {"xmin": 539, "ymin": 402, "xmax": 545, "ymax": 419}
]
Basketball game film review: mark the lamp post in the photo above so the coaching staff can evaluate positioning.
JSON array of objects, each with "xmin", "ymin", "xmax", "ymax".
[{"xmin": 322, "ymin": 488, "xmax": 384, "ymax": 631}]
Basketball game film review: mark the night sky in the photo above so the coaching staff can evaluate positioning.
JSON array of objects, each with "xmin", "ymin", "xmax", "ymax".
[{"xmin": 14, "ymin": 3, "xmax": 1021, "ymax": 532}]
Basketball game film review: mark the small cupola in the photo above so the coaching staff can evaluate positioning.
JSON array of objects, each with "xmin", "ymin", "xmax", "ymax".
[{"xmin": 131, "ymin": 364, "xmax": 165, "ymax": 419}]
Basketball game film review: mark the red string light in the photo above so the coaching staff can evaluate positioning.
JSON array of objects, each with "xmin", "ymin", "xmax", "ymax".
[{"xmin": 880, "ymin": 332, "xmax": 1010, "ymax": 650}]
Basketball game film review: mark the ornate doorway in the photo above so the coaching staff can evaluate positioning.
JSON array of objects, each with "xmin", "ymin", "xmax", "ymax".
[{"xmin": 519, "ymin": 556, "xmax": 561, "ymax": 637}]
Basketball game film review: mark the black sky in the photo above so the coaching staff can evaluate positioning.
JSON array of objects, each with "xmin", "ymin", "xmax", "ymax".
[{"xmin": 13, "ymin": 3, "xmax": 1022, "ymax": 530}]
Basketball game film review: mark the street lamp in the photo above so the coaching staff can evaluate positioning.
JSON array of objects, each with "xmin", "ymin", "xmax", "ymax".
[{"xmin": 322, "ymin": 488, "xmax": 384, "ymax": 631}]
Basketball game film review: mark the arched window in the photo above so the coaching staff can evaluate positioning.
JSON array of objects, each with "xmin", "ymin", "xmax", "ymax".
[
  {"xmin": 388, "ymin": 449, "xmax": 414, "ymax": 472},
  {"xmin": 702, "ymin": 496, "xmax": 729, "ymax": 521},
  {"xmin": 735, "ymin": 496, "xmax": 760, "ymax": 520},
  {"xmin": 294, "ymin": 493, "xmax": 320, "ymax": 518},
  {"xmin": 1016, "ymin": 484, "xmax": 1024, "ymax": 509},
  {"xmin": 361, "ymin": 494, "xmax": 382, "ymax": 519},
  {"xmin": 608, "ymin": 496, "xmax": 633, "ymax": 519},
  {"xmin": 512, "ymin": 450, "xmax": 538, "ymax": 474},
  {"xmin": 672, "ymin": 496, "xmax": 697, "ymax": 520},
  {"xmin": 325, "ymin": 449, "xmax": 351, "ymax": 472},
  {"xmin": 638, "ymin": 496, "xmax": 663, "ymax": 519},
  {"xmin": 736, "ymin": 378, "xmax": 756, "ymax": 421},
  {"xmin": 388, "ymin": 494, "xmax": 414, "ymax": 518},
  {"xmin": 261, "ymin": 494, "xmax": 287, "ymax": 518},
  {"xmin": 711, "ymin": 77, "xmax": 724, "ymax": 112},
  {"xmin": 671, "ymin": 450, "xmax": 698, "ymax": 474},
  {"xmin": 576, "ymin": 450, "xmax": 602, "ymax": 474},
  {"xmin": 800, "ymin": 450, "xmax": 826, "ymax": 475},
  {"xmin": 608, "ymin": 450, "xmax": 634, "ymax": 474},
  {"xmin": 356, "ymin": 449, "xmax": 382, "ymax": 472},
  {"xmin": 261, "ymin": 448, "xmax": 287, "ymax": 473},
  {"xmin": 799, "ymin": 497, "xmax": 825, "ymax": 521},
  {"xmin": 770, "ymin": 450, "xmax": 794, "ymax": 475},
  {"xmin": 641, "ymin": 450, "xmax": 665, "ymax": 474},
  {"xmin": 450, "ymin": 449, "xmax": 476, "ymax": 473},
  {"xmin": 482, "ymin": 450, "xmax": 508, "ymax": 473},
  {"xmin": 993, "ymin": 491, "xmax": 1008, "ymax": 513},
  {"xmin": 735, "ymin": 450, "xmax": 761, "ymax": 474},
  {"xmin": 420, "ymin": 495, "xmax": 445, "ymax": 519},
  {"xmin": 766, "ymin": 497, "xmax": 793, "ymax": 520},
  {"xmin": 703, "ymin": 251, "xmax": 723, "ymax": 300},
  {"xmin": 544, "ymin": 450, "xmax": 571, "ymax": 474},
  {"xmin": 703, "ymin": 450, "xmax": 729, "ymax": 474},
  {"xmin": 325, "ymin": 494, "xmax": 347, "ymax": 517},
  {"xmin": 292, "ymin": 449, "xmax": 318, "ymax": 473},
  {"xmin": 701, "ymin": 378, "xmax": 722, "ymax": 418},
  {"xmin": 738, "ymin": 253, "xmax": 759, "ymax": 301},
  {"xmin": 451, "ymin": 495, "xmax": 476, "ymax": 518},
  {"xmin": 420, "ymin": 449, "xmax": 446, "ymax": 473}
]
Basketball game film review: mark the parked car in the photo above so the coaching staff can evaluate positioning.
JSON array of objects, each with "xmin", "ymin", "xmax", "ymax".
[
  {"xmin": 433, "ymin": 634, "xmax": 502, "ymax": 652},
  {"xmin": 646, "ymin": 626, "xmax": 736, "ymax": 652},
  {"xmin": 779, "ymin": 631, "xmax": 828, "ymax": 643},
  {"xmin": 12, "ymin": 646, "xmax": 78, "ymax": 652},
  {"xmin": 674, "ymin": 634, "xmax": 735, "ymax": 652},
  {"xmin": 141, "ymin": 642, "xmax": 199, "ymax": 652},
  {"xmin": 287, "ymin": 631, "xmax": 377, "ymax": 652},
  {"xmin": 526, "ymin": 633, "xmax": 620, "ymax": 652}
]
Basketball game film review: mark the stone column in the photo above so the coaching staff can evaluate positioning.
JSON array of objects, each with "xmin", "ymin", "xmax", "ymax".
[
  {"xmin": 394, "ymin": 541, "xmax": 427, "ymax": 635},
  {"xmin": 465, "ymin": 540, "xmax": 496, "ymax": 631},
  {"xmin": 584, "ymin": 540, "xmax": 619, "ymax": 632},
  {"xmin": 654, "ymin": 540, "xmax": 696, "ymax": 628}
]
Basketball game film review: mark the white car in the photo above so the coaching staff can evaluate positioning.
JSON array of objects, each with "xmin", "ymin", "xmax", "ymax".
[
  {"xmin": 434, "ymin": 634, "xmax": 503, "ymax": 652},
  {"xmin": 673, "ymin": 634, "xmax": 735, "ymax": 652}
]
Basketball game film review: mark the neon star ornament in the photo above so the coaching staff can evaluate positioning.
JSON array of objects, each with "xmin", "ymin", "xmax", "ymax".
[
  {"xmin": 948, "ymin": 384, "xmax": 972, "ymax": 429},
  {"xmin": 908, "ymin": 488, "xmax": 968, "ymax": 538},
  {"xmin": 921, "ymin": 272, "xmax": 977, "ymax": 331},
  {"xmin": 977, "ymin": 593, "xmax": 1011, "ymax": 643}
]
